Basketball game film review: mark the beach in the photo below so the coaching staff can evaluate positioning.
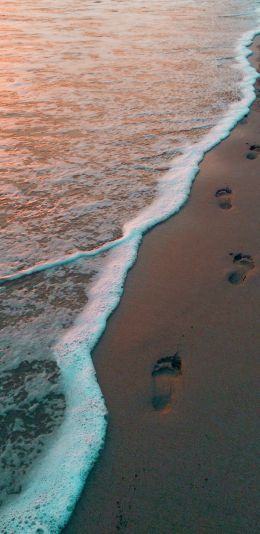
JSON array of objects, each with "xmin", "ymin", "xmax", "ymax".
[
  {"xmin": 0, "ymin": 3, "xmax": 259, "ymax": 531},
  {"xmin": 64, "ymin": 39, "xmax": 260, "ymax": 534}
]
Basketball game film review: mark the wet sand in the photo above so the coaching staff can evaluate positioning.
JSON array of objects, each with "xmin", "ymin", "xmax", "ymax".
[{"xmin": 64, "ymin": 40, "xmax": 260, "ymax": 533}]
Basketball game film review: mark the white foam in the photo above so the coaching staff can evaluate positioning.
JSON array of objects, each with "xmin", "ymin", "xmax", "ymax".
[
  {"xmin": 0, "ymin": 30, "xmax": 259, "ymax": 287},
  {"xmin": 0, "ymin": 24, "xmax": 259, "ymax": 534}
]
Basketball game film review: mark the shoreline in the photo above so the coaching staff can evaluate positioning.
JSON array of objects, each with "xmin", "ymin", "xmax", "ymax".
[
  {"xmin": 64, "ymin": 37, "xmax": 260, "ymax": 534},
  {"xmin": 0, "ymin": 30, "xmax": 257, "ymax": 287}
]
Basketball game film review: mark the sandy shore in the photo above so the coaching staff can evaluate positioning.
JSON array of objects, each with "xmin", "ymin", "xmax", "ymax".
[{"xmin": 64, "ymin": 40, "xmax": 260, "ymax": 534}]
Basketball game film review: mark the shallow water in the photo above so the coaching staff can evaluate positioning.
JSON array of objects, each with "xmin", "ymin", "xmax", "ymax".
[
  {"xmin": 0, "ymin": 0, "xmax": 258, "ymax": 532},
  {"xmin": 1, "ymin": 0, "xmax": 257, "ymax": 275}
]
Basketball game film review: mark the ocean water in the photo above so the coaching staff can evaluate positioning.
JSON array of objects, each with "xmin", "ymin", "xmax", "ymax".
[{"xmin": 0, "ymin": 0, "xmax": 259, "ymax": 531}]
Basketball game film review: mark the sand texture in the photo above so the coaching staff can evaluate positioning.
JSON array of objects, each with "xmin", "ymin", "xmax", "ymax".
[{"xmin": 64, "ymin": 40, "xmax": 260, "ymax": 534}]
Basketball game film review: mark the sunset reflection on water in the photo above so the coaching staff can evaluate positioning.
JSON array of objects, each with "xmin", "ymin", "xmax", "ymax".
[{"xmin": 0, "ymin": 0, "xmax": 255, "ymax": 276}]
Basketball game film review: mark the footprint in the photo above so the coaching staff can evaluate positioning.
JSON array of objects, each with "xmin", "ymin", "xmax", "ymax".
[
  {"xmin": 215, "ymin": 187, "xmax": 232, "ymax": 210},
  {"xmin": 152, "ymin": 353, "xmax": 182, "ymax": 412},
  {"xmin": 246, "ymin": 143, "xmax": 260, "ymax": 160},
  {"xmin": 246, "ymin": 151, "xmax": 258, "ymax": 160},
  {"xmin": 228, "ymin": 252, "xmax": 255, "ymax": 285}
]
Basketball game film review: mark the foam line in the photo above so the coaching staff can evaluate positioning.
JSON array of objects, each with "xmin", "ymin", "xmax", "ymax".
[
  {"xmin": 0, "ymin": 234, "xmax": 142, "ymax": 534},
  {"xmin": 0, "ymin": 33, "xmax": 259, "ymax": 288},
  {"xmin": 0, "ymin": 233, "xmax": 135, "ymax": 286},
  {"xmin": 0, "ymin": 24, "xmax": 259, "ymax": 534}
]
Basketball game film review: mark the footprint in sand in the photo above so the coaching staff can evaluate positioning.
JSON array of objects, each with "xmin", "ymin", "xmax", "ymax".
[
  {"xmin": 152, "ymin": 353, "xmax": 182, "ymax": 412},
  {"xmin": 228, "ymin": 252, "xmax": 255, "ymax": 285},
  {"xmin": 246, "ymin": 143, "xmax": 260, "ymax": 160},
  {"xmin": 215, "ymin": 187, "xmax": 232, "ymax": 209}
]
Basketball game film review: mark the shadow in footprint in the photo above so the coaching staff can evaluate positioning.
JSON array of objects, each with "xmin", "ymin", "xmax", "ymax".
[
  {"xmin": 228, "ymin": 253, "xmax": 255, "ymax": 285},
  {"xmin": 246, "ymin": 143, "xmax": 260, "ymax": 160},
  {"xmin": 152, "ymin": 353, "xmax": 182, "ymax": 412},
  {"xmin": 215, "ymin": 187, "xmax": 232, "ymax": 210}
]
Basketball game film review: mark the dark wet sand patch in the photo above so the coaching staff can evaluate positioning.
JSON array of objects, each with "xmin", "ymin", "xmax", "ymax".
[{"xmin": 0, "ymin": 359, "xmax": 65, "ymax": 505}]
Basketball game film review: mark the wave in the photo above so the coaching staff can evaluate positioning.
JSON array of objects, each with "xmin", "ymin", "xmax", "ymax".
[{"xmin": 0, "ymin": 25, "xmax": 259, "ymax": 534}]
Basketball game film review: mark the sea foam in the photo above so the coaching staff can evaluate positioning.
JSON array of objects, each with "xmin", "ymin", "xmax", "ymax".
[{"xmin": 0, "ymin": 25, "xmax": 259, "ymax": 534}]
